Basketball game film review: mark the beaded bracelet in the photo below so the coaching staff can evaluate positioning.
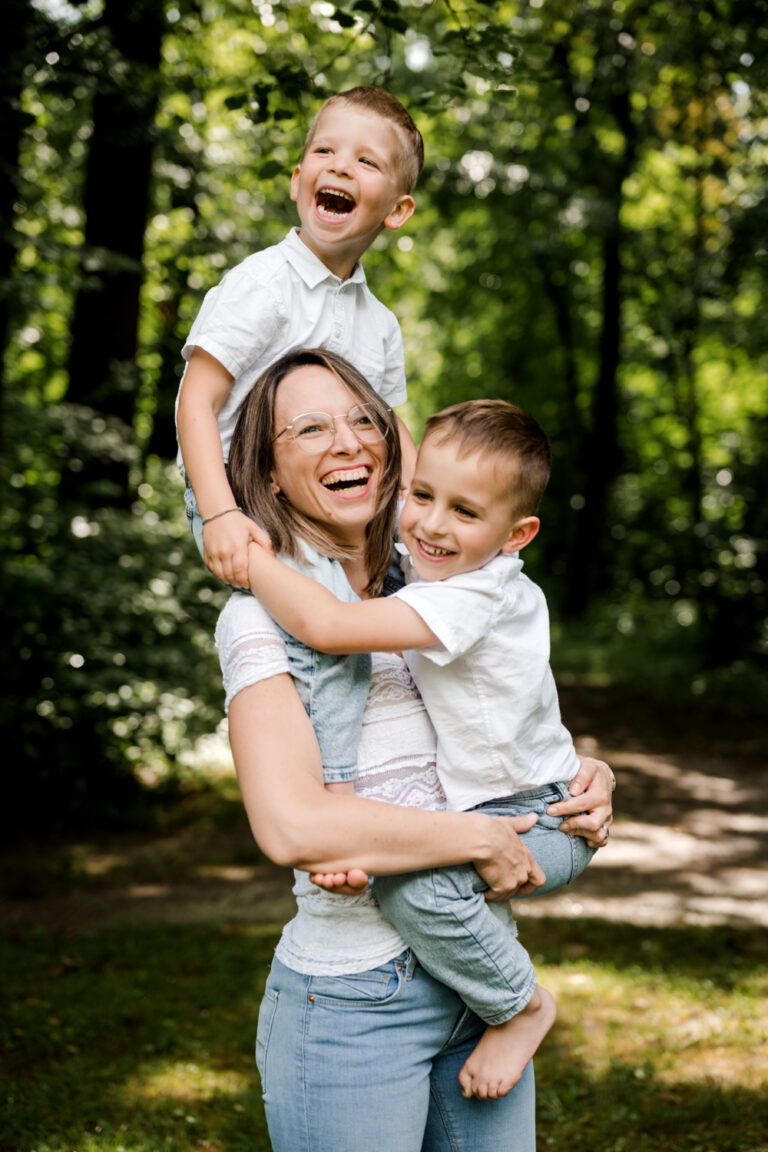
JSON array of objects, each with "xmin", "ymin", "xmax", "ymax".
[{"xmin": 201, "ymin": 506, "xmax": 243, "ymax": 527}]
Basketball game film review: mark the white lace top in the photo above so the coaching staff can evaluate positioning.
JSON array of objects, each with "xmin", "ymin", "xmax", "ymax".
[{"xmin": 215, "ymin": 592, "xmax": 446, "ymax": 974}]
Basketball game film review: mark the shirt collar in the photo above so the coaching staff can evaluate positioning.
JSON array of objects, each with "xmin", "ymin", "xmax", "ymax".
[{"xmin": 283, "ymin": 227, "xmax": 367, "ymax": 289}]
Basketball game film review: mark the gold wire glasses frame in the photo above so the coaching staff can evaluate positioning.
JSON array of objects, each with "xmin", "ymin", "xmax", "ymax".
[{"xmin": 273, "ymin": 404, "xmax": 389, "ymax": 455}]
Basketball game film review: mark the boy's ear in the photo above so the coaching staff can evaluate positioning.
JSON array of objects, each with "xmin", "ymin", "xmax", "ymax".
[
  {"xmin": 290, "ymin": 165, "xmax": 302, "ymax": 202},
  {"xmin": 501, "ymin": 516, "xmax": 540, "ymax": 554},
  {"xmin": 383, "ymin": 194, "xmax": 416, "ymax": 231}
]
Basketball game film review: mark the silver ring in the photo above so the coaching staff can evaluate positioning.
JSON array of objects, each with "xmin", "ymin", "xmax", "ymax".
[{"xmin": 601, "ymin": 823, "xmax": 610, "ymax": 838}]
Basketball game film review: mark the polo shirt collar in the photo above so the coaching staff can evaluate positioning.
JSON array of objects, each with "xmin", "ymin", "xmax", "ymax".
[
  {"xmin": 283, "ymin": 227, "xmax": 367, "ymax": 289},
  {"xmin": 489, "ymin": 552, "xmax": 524, "ymax": 582}
]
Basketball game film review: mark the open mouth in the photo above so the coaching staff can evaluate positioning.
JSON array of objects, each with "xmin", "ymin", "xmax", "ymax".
[
  {"xmin": 315, "ymin": 186, "xmax": 355, "ymax": 219},
  {"xmin": 321, "ymin": 466, "xmax": 371, "ymax": 495},
  {"xmin": 417, "ymin": 539, "xmax": 454, "ymax": 558}
]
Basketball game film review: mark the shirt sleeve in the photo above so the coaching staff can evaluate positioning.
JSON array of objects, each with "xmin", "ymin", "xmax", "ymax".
[
  {"xmin": 214, "ymin": 593, "xmax": 290, "ymax": 711},
  {"xmin": 182, "ymin": 265, "xmax": 284, "ymax": 379},
  {"xmin": 393, "ymin": 569, "xmax": 502, "ymax": 666}
]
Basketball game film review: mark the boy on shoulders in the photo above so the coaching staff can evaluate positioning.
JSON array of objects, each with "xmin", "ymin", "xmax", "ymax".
[{"xmin": 176, "ymin": 87, "xmax": 423, "ymax": 587}]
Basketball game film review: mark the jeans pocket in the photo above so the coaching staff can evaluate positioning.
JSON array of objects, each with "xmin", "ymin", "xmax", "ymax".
[
  {"xmin": 255, "ymin": 987, "xmax": 279, "ymax": 1094},
  {"xmin": 307, "ymin": 957, "xmax": 406, "ymax": 1008}
]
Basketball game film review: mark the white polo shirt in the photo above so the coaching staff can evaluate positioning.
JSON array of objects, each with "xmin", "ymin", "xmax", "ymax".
[
  {"xmin": 394, "ymin": 552, "xmax": 580, "ymax": 812},
  {"xmin": 176, "ymin": 228, "xmax": 408, "ymax": 469}
]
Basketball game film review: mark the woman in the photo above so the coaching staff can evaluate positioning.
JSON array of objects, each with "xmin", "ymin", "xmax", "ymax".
[{"xmin": 217, "ymin": 348, "xmax": 614, "ymax": 1151}]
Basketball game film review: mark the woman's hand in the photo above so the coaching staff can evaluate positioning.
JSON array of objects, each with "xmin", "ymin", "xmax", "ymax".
[
  {"xmin": 546, "ymin": 755, "xmax": 615, "ymax": 849},
  {"xmin": 474, "ymin": 812, "xmax": 546, "ymax": 901}
]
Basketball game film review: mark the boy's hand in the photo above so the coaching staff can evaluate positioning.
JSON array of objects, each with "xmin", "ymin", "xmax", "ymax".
[
  {"xmin": 309, "ymin": 868, "xmax": 370, "ymax": 895},
  {"xmin": 203, "ymin": 511, "xmax": 273, "ymax": 588}
]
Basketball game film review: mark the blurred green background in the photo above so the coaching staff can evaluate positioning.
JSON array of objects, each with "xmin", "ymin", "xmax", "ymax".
[{"xmin": 3, "ymin": 0, "xmax": 766, "ymax": 834}]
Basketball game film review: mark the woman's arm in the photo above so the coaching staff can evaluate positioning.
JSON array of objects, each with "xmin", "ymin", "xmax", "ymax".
[
  {"xmin": 229, "ymin": 673, "xmax": 544, "ymax": 898},
  {"xmin": 546, "ymin": 756, "xmax": 615, "ymax": 848},
  {"xmin": 246, "ymin": 543, "xmax": 436, "ymax": 653}
]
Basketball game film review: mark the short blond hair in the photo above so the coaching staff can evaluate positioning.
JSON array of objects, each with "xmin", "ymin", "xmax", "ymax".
[
  {"xmin": 423, "ymin": 399, "xmax": 552, "ymax": 518},
  {"xmin": 302, "ymin": 86, "xmax": 424, "ymax": 193}
]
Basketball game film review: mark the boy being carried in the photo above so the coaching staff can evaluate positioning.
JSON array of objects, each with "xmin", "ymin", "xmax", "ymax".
[
  {"xmin": 245, "ymin": 398, "xmax": 609, "ymax": 1100},
  {"xmin": 176, "ymin": 86, "xmax": 422, "ymax": 589}
]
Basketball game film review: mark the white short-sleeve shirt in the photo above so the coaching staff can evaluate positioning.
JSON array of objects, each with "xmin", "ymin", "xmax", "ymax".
[
  {"xmin": 394, "ymin": 552, "xmax": 580, "ymax": 812},
  {"xmin": 176, "ymin": 228, "xmax": 407, "ymax": 469}
]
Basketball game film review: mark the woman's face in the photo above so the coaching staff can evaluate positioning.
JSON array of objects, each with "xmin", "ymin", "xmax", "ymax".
[{"xmin": 271, "ymin": 364, "xmax": 388, "ymax": 545}]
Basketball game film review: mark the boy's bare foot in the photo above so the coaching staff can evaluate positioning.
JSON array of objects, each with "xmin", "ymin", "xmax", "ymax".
[
  {"xmin": 309, "ymin": 868, "xmax": 370, "ymax": 893},
  {"xmin": 457, "ymin": 985, "xmax": 557, "ymax": 1100}
]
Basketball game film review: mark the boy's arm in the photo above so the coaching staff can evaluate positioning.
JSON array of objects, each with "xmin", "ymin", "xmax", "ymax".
[
  {"xmin": 247, "ymin": 543, "xmax": 438, "ymax": 653},
  {"xmin": 177, "ymin": 348, "xmax": 271, "ymax": 586}
]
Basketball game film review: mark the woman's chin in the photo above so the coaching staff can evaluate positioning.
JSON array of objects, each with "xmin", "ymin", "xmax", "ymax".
[{"xmin": 321, "ymin": 491, "xmax": 376, "ymax": 536}]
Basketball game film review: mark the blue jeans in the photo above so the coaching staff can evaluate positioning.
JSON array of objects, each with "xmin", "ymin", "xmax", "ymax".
[
  {"xmin": 257, "ymin": 950, "xmax": 536, "ymax": 1152},
  {"xmin": 374, "ymin": 782, "xmax": 596, "ymax": 1026}
]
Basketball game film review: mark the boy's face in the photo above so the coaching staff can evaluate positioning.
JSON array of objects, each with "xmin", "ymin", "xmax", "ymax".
[
  {"xmin": 291, "ymin": 105, "xmax": 415, "ymax": 278},
  {"xmin": 399, "ymin": 436, "xmax": 539, "ymax": 582}
]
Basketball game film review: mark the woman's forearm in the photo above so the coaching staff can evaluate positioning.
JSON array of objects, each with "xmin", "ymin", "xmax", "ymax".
[{"xmin": 229, "ymin": 676, "xmax": 537, "ymax": 890}]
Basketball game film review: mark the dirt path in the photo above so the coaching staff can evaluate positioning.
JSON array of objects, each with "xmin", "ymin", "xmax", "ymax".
[
  {"xmin": 4, "ymin": 701, "xmax": 766, "ymax": 934},
  {"xmin": 520, "ymin": 735, "xmax": 767, "ymax": 929}
]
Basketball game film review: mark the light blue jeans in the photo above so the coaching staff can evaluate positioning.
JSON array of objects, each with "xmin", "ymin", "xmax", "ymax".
[
  {"xmin": 374, "ymin": 782, "xmax": 596, "ymax": 1026},
  {"xmin": 256, "ymin": 950, "xmax": 536, "ymax": 1152}
]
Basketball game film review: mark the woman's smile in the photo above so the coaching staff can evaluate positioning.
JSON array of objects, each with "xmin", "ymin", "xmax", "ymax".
[
  {"xmin": 271, "ymin": 364, "xmax": 386, "ymax": 542},
  {"xmin": 320, "ymin": 463, "xmax": 374, "ymax": 497}
]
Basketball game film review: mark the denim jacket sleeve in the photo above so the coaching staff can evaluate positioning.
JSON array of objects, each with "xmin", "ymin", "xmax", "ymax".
[{"xmin": 277, "ymin": 545, "xmax": 371, "ymax": 785}]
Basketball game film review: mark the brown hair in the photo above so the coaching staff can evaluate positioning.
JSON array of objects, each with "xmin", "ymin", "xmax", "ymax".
[
  {"xmin": 423, "ymin": 399, "xmax": 552, "ymax": 517},
  {"xmin": 302, "ymin": 86, "xmax": 424, "ymax": 192},
  {"xmin": 227, "ymin": 348, "xmax": 402, "ymax": 597}
]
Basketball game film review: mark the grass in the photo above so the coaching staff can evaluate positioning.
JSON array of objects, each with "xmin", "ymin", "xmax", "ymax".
[
  {"xmin": 2, "ymin": 919, "xmax": 767, "ymax": 1152},
  {"xmin": 3, "ymin": 704, "xmax": 766, "ymax": 1152},
  {"xmin": 2, "ymin": 923, "xmax": 273, "ymax": 1152}
]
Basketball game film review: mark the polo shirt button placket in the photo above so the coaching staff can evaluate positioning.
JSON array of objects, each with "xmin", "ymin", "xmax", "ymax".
[{"xmin": 330, "ymin": 290, "xmax": 344, "ymax": 350}]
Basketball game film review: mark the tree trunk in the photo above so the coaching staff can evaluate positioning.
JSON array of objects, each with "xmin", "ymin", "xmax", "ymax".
[
  {"xmin": 563, "ymin": 78, "xmax": 637, "ymax": 617},
  {"xmin": 64, "ymin": 0, "xmax": 165, "ymax": 500},
  {"xmin": 0, "ymin": 0, "xmax": 39, "ymax": 455}
]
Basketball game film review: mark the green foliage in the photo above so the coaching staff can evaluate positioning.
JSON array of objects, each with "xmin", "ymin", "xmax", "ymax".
[
  {"xmin": 2, "ymin": 0, "xmax": 767, "ymax": 828},
  {"xmin": 1, "ymin": 393, "xmax": 228, "ymax": 834}
]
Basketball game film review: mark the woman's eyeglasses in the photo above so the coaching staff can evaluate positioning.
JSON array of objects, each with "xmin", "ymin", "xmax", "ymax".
[{"xmin": 273, "ymin": 404, "xmax": 389, "ymax": 455}]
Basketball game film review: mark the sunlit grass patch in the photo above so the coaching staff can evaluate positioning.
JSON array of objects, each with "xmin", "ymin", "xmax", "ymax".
[
  {"xmin": 120, "ymin": 1061, "xmax": 250, "ymax": 1104},
  {"xmin": 544, "ymin": 960, "xmax": 767, "ymax": 1090},
  {"xmin": 530, "ymin": 920, "xmax": 768, "ymax": 1151}
]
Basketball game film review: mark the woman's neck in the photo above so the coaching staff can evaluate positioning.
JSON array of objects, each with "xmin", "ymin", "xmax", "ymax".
[{"xmin": 341, "ymin": 554, "xmax": 371, "ymax": 599}]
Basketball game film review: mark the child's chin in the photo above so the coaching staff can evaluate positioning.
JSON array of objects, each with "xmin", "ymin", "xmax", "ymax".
[{"xmin": 413, "ymin": 560, "xmax": 450, "ymax": 582}]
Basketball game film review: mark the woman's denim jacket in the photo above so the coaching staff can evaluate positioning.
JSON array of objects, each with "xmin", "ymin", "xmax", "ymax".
[{"xmin": 280, "ymin": 542, "xmax": 405, "ymax": 785}]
